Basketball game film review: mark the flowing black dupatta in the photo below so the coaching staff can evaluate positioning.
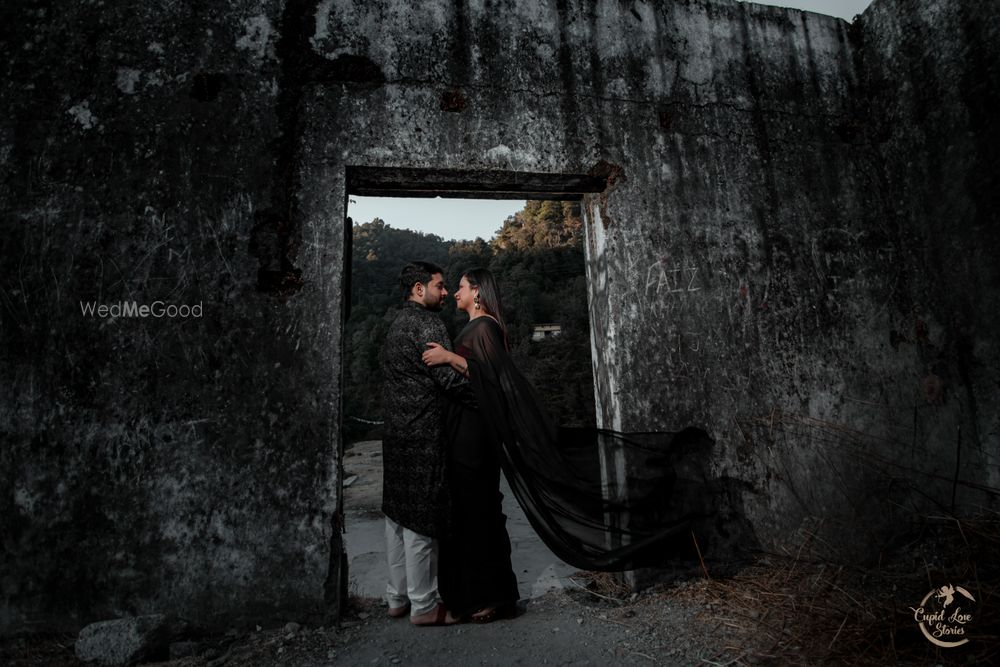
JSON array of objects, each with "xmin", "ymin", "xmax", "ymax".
[{"xmin": 458, "ymin": 316, "xmax": 714, "ymax": 571}]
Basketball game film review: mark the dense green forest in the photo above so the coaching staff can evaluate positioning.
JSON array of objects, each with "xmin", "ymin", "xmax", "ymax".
[{"xmin": 344, "ymin": 200, "xmax": 596, "ymax": 441}]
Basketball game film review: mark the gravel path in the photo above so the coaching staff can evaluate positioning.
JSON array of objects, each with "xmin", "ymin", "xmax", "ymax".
[
  {"xmin": 2, "ymin": 576, "xmax": 742, "ymax": 667},
  {"xmin": 320, "ymin": 585, "xmax": 730, "ymax": 666},
  {"xmin": 140, "ymin": 581, "xmax": 736, "ymax": 667}
]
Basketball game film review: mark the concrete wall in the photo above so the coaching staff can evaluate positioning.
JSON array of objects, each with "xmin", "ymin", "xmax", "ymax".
[
  {"xmin": 1, "ymin": 0, "xmax": 344, "ymax": 632},
  {"xmin": 584, "ymin": 0, "xmax": 1000, "ymax": 558},
  {"xmin": 2, "ymin": 0, "xmax": 997, "ymax": 634},
  {"xmin": 860, "ymin": 0, "xmax": 1000, "ymax": 502}
]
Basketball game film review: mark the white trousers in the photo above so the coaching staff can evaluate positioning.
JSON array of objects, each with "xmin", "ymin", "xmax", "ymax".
[{"xmin": 384, "ymin": 517, "xmax": 440, "ymax": 616}]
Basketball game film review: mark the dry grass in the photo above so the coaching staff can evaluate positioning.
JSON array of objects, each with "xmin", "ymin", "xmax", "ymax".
[
  {"xmin": 661, "ymin": 511, "xmax": 1000, "ymax": 665},
  {"xmin": 568, "ymin": 570, "xmax": 634, "ymax": 604}
]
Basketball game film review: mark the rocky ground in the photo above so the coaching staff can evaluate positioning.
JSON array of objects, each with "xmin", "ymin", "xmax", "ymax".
[
  {"xmin": 0, "ymin": 576, "xmax": 748, "ymax": 667},
  {"xmin": 4, "ymin": 441, "xmax": 996, "ymax": 666},
  {"xmin": 5, "ymin": 545, "xmax": 996, "ymax": 666}
]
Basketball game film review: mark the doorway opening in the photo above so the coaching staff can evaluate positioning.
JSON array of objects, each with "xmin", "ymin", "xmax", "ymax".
[{"xmin": 339, "ymin": 166, "xmax": 608, "ymax": 607}]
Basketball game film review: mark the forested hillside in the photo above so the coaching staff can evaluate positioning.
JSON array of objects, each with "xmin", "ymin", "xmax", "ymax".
[{"xmin": 344, "ymin": 200, "xmax": 596, "ymax": 441}]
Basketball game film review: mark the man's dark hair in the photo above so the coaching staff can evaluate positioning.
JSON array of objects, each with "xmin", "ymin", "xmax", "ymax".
[{"xmin": 399, "ymin": 261, "xmax": 443, "ymax": 298}]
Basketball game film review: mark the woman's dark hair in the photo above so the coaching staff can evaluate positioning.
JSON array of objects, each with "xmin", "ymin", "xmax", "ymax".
[{"xmin": 463, "ymin": 267, "xmax": 509, "ymax": 349}]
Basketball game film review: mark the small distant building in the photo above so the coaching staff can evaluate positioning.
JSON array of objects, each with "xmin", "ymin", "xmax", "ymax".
[{"xmin": 531, "ymin": 323, "xmax": 562, "ymax": 341}]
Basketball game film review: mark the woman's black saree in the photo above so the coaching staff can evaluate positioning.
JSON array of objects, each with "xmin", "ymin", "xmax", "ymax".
[{"xmin": 456, "ymin": 316, "xmax": 714, "ymax": 572}]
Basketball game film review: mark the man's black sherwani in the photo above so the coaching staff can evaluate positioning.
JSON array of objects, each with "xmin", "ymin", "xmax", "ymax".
[{"xmin": 380, "ymin": 300, "xmax": 469, "ymax": 537}]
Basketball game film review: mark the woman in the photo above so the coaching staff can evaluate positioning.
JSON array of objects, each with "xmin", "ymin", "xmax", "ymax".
[
  {"xmin": 424, "ymin": 268, "xmax": 714, "ymax": 619},
  {"xmin": 422, "ymin": 268, "xmax": 520, "ymax": 623}
]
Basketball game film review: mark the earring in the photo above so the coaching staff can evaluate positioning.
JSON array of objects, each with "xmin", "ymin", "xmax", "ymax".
[{"xmin": 474, "ymin": 295, "xmax": 480, "ymax": 310}]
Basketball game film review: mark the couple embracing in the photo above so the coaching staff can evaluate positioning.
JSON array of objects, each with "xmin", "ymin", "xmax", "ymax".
[
  {"xmin": 380, "ymin": 261, "xmax": 519, "ymax": 626},
  {"xmin": 379, "ymin": 260, "xmax": 713, "ymax": 627}
]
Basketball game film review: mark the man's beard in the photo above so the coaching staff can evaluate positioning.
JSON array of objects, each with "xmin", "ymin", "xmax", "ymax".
[{"xmin": 424, "ymin": 294, "xmax": 443, "ymax": 312}]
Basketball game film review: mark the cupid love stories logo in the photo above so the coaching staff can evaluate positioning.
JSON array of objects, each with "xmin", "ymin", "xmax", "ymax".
[{"xmin": 910, "ymin": 584, "xmax": 977, "ymax": 648}]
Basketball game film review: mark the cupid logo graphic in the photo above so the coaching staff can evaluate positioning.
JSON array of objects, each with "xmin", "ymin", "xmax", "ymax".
[{"xmin": 910, "ymin": 584, "xmax": 977, "ymax": 648}]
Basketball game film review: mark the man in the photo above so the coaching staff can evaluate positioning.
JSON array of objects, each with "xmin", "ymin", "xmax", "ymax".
[{"xmin": 380, "ymin": 260, "xmax": 468, "ymax": 626}]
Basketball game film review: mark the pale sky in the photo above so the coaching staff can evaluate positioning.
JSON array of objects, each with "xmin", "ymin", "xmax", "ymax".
[
  {"xmin": 741, "ymin": 0, "xmax": 872, "ymax": 20},
  {"xmin": 348, "ymin": 0, "xmax": 875, "ymax": 241},
  {"xmin": 348, "ymin": 196, "xmax": 523, "ymax": 242}
]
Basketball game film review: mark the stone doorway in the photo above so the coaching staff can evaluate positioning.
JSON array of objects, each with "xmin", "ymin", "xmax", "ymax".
[{"xmin": 339, "ymin": 166, "xmax": 610, "ymax": 608}]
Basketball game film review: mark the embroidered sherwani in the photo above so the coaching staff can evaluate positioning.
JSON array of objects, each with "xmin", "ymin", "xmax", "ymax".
[{"xmin": 380, "ymin": 300, "xmax": 470, "ymax": 537}]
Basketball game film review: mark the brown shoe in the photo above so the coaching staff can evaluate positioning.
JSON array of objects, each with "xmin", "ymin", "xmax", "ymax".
[{"xmin": 470, "ymin": 603, "xmax": 518, "ymax": 624}]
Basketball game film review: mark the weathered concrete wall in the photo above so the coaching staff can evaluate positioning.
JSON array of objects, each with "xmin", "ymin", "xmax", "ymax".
[
  {"xmin": 576, "ymin": 0, "xmax": 884, "ymax": 557},
  {"xmin": 859, "ymin": 0, "xmax": 1000, "ymax": 503},
  {"xmin": 1, "ymin": 1, "xmax": 344, "ymax": 633},
  {"xmin": 2, "ymin": 0, "xmax": 997, "ymax": 634},
  {"xmin": 581, "ymin": 0, "xmax": 999, "ymax": 558}
]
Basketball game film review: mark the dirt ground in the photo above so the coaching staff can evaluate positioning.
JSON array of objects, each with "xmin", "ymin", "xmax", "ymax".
[
  {"xmin": 9, "ymin": 565, "xmax": 989, "ymax": 666},
  {"xmin": 5, "ymin": 549, "xmax": 995, "ymax": 667},
  {"xmin": 4, "ymin": 441, "xmax": 995, "ymax": 666},
  {"xmin": 0, "ymin": 580, "xmax": 744, "ymax": 667}
]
